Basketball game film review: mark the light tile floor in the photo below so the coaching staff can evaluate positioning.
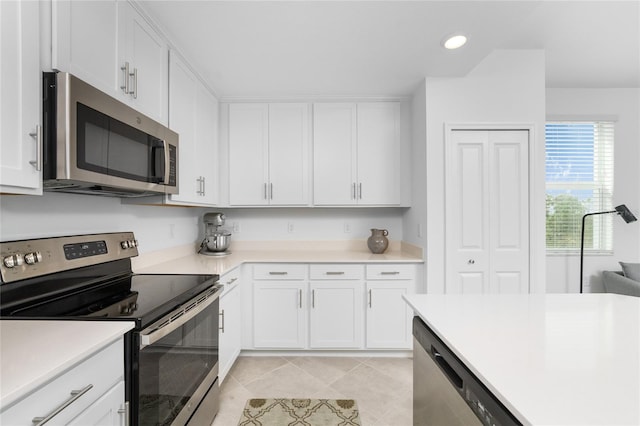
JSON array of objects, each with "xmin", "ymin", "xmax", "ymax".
[{"xmin": 212, "ymin": 355, "xmax": 413, "ymax": 426}]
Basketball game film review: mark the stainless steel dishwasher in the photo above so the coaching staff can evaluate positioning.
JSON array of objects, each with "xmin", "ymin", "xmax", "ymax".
[{"xmin": 413, "ymin": 317, "xmax": 521, "ymax": 426}]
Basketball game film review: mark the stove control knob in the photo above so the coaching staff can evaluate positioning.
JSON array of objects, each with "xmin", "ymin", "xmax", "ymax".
[
  {"xmin": 24, "ymin": 251, "xmax": 42, "ymax": 265},
  {"xmin": 121, "ymin": 241, "xmax": 130, "ymax": 249},
  {"xmin": 3, "ymin": 254, "xmax": 24, "ymax": 268},
  {"xmin": 131, "ymin": 239, "xmax": 138, "ymax": 248}
]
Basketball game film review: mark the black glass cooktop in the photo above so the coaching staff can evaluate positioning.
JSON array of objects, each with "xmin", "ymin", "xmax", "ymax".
[{"xmin": 0, "ymin": 259, "xmax": 218, "ymax": 329}]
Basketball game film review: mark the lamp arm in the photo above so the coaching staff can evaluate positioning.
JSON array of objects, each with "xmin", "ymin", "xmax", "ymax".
[{"xmin": 579, "ymin": 210, "xmax": 616, "ymax": 293}]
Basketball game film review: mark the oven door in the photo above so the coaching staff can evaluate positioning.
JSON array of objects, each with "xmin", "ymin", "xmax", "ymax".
[{"xmin": 136, "ymin": 286, "xmax": 220, "ymax": 426}]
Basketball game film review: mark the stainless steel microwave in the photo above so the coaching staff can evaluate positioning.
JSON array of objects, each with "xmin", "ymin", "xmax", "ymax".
[{"xmin": 42, "ymin": 72, "xmax": 178, "ymax": 197}]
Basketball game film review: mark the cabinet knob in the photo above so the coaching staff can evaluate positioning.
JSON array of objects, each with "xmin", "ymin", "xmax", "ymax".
[{"xmin": 468, "ymin": 259, "xmax": 475, "ymax": 265}]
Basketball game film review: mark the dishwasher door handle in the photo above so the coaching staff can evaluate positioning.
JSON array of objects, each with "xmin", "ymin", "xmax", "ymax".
[{"xmin": 431, "ymin": 346, "xmax": 464, "ymax": 389}]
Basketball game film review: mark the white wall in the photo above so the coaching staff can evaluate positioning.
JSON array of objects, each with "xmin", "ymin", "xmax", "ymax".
[
  {"xmin": 0, "ymin": 192, "xmax": 203, "ymax": 254},
  {"xmin": 0, "ymin": 193, "xmax": 406, "ymax": 252},
  {"xmin": 216, "ymin": 208, "xmax": 404, "ymax": 242},
  {"xmin": 545, "ymin": 88, "xmax": 640, "ymax": 293},
  {"xmin": 408, "ymin": 49, "xmax": 547, "ymax": 294}
]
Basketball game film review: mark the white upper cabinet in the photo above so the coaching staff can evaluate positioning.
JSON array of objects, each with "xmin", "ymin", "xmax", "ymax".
[
  {"xmin": 117, "ymin": 1, "xmax": 168, "ymax": 125},
  {"xmin": 52, "ymin": 0, "xmax": 168, "ymax": 125},
  {"xmin": 228, "ymin": 103, "xmax": 309, "ymax": 206},
  {"xmin": 169, "ymin": 52, "xmax": 218, "ymax": 206},
  {"xmin": 167, "ymin": 52, "xmax": 218, "ymax": 206},
  {"xmin": 0, "ymin": 0, "xmax": 42, "ymax": 195},
  {"xmin": 313, "ymin": 102, "xmax": 400, "ymax": 206},
  {"xmin": 52, "ymin": 1, "xmax": 118, "ymax": 97}
]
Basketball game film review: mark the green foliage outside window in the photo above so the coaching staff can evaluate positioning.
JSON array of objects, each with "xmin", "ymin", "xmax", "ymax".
[{"xmin": 546, "ymin": 194, "xmax": 592, "ymax": 249}]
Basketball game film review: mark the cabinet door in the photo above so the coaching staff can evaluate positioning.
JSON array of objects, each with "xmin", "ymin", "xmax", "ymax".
[
  {"xmin": 309, "ymin": 282, "xmax": 364, "ymax": 349},
  {"xmin": 118, "ymin": 1, "xmax": 168, "ymax": 125},
  {"xmin": 219, "ymin": 284, "xmax": 242, "ymax": 382},
  {"xmin": 366, "ymin": 282, "xmax": 412, "ymax": 349},
  {"xmin": 68, "ymin": 381, "xmax": 126, "ymax": 426},
  {"xmin": 167, "ymin": 52, "xmax": 198, "ymax": 203},
  {"xmin": 194, "ymin": 83, "xmax": 220, "ymax": 205},
  {"xmin": 313, "ymin": 103, "xmax": 357, "ymax": 205},
  {"xmin": 357, "ymin": 102, "xmax": 401, "ymax": 205},
  {"xmin": 229, "ymin": 104, "xmax": 269, "ymax": 205},
  {"xmin": 52, "ymin": 0, "xmax": 119, "ymax": 97},
  {"xmin": 268, "ymin": 104, "xmax": 309, "ymax": 205},
  {"xmin": 0, "ymin": 0, "xmax": 41, "ymax": 194},
  {"xmin": 253, "ymin": 282, "xmax": 305, "ymax": 348}
]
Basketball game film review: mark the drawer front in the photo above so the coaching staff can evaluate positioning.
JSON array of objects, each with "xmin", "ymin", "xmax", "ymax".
[
  {"xmin": 1, "ymin": 339, "xmax": 124, "ymax": 425},
  {"xmin": 366, "ymin": 264, "xmax": 415, "ymax": 280},
  {"xmin": 220, "ymin": 267, "xmax": 241, "ymax": 291},
  {"xmin": 309, "ymin": 264, "xmax": 364, "ymax": 280},
  {"xmin": 253, "ymin": 264, "xmax": 307, "ymax": 280}
]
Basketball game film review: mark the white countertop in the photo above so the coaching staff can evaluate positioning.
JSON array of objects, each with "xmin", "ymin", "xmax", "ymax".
[
  {"xmin": 0, "ymin": 320, "xmax": 134, "ymax": 409},
  {"xmin": 403, "ymin": 294, "xmax": 640, "ymax": 426},
  {"xmin": 133, "ymin": 240, "xmax": 423, "ymax": 276}
]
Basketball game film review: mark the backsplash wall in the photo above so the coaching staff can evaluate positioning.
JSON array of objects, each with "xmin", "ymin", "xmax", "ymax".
[
  {"xmin": 208, "ymin": 208, "xmax": 405, "ymax": 242},
  {"xmin": 0, "ymin": 193, "xmax": 406, "ymax": 253},
  {"xmin": 0, "ymin": 192, "xmax": 204, "ymax": 254}
]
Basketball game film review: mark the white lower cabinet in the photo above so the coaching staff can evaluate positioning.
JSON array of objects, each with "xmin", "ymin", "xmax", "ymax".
[
  {"xmin": 249, "ymin": 263, "xmax": 416, "ymax": 351},
  {"xmin": 253, "ymin": 281, "xmax": 307, "ymax": 348},
  {"xmin": 0, "ymin": 339, "xmax": 127, "ymax": 425},
  {"xmin": 68, "ymin": 381, "xmax": 126, "ymax": 426},
  {"xmin": 309, "ymin": 281, "xmax": 364, "ymax": 349},
  {"xmin": 219, "ymin": 268, "xmax": 242, "ymax": 382},
  {"xmin": 365, "ymin": 265, "xmax": 416, "ymax": 349}
]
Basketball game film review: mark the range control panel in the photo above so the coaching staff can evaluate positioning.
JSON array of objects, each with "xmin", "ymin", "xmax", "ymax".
[{"xmin": 0, "ymin": 232, "xmax": 138, "ymax": 284}]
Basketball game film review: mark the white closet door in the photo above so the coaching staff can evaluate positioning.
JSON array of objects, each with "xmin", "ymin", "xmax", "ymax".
[{"xmin": 446, "ymin": 130, "xmax": 529, "ymax": 294}]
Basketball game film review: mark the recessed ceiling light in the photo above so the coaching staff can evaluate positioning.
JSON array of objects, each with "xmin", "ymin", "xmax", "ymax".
[{"xmin": 443, "ymin": 34, "xmax": 468, "ymax": 50}]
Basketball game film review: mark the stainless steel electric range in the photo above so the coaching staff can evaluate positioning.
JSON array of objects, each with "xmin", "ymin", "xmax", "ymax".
[{"xmin": 0, "ymin": 232, "xmax": 221, "ymax": 426}]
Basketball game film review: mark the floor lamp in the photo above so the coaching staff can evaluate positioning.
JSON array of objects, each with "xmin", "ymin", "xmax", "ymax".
[{"xmin": 580, "ymin": 204, "xmax": 637, "ymax": 293}]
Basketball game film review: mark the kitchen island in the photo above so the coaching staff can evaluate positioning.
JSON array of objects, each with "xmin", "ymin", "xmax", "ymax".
[
  {"xmin": 0, "ymin": 320, "xmax": 134, "ymax": 416},
  {"xmin": 404, "ymin": 294, "xmax": 640, "ymax": 425}
]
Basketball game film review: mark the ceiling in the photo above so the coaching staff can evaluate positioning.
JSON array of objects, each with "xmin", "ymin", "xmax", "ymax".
[{"xmin": 140, "ymin": 1, "xmax": 640, "ymax": 99}]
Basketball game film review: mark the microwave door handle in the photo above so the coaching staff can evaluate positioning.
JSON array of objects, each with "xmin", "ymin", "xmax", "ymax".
[
  {"xmin": 163, "ymin": 140, "xmax": 170, "ymax": 185},
  {"xmin": 152, "ymin": 140, "xmax": 168, "ymax": 183}
]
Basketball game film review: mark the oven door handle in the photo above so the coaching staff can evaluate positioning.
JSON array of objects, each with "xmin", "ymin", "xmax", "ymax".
[{"xmin": 139, "ymin": 286, "xmax": 220, "ymax": 349}]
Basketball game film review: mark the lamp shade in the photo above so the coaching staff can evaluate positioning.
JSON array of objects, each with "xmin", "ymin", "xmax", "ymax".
[{"xmin": 615, "ymin": 204, "xmax": 637, "ymax": 223}]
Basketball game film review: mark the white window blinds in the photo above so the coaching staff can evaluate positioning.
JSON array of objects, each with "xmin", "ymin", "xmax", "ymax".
[{"xmin": 545, "ymin": 121, "xmax": 615, "ymax": 252}]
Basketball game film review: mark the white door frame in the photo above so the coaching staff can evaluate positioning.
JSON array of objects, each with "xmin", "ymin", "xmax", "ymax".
[{"xmin": 444, "ymin": 123, "xmax": 544, "ymax": 293}]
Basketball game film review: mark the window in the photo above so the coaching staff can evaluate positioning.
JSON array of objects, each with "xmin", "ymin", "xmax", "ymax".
[{"xmin": 545, "ymin": 121, "xmax": 614, "ymax": 252}]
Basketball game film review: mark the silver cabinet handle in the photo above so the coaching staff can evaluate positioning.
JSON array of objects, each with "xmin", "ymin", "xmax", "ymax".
[
  {"xmin": 270, "ymin": 183, "xmax": 273, "ymax": 200},
  {"xmin": 28, "ymin": 125, "xmax": 42, "ymax": 171},
  {"xmin": 312, "ymin": 289, "xmax": 315, "ymax": 308},
  {"xmin": 219, "ymin": 309, "xmax": 225, "ymax": 333},
  {"xmin": 268, "ymin": 271, "xmax": 288, "ymax": 275},
  {"xmin": 131, "ymin": 67, "xmax": 138, "ymax": 99},
  {"xmin": 226, "ymin": 277, "xmax": 238, "ymax": 285},
  {"xmin": 352, "ymin": 183, "xmax": 356, "ymax": 200},
  {"xmin": 380, "ymin": 271, "xmax": 400, "ymax": 275},
  {"xmin": 32, "ymin": 384, "xmax": 93, "ymax": 425},
  {"xmin": 120, "ymin": 62, "xmax": 130, "ymax": 94},
  {"xmin": 325, "ymin": 271, "xmax": 345, "ymax": 275},
  {"xmin": 117, "ymin": 401, "xmax": 130, "ymax": 426},
  {"xmin": 358, "ymin": 183, "xmax": 362, "ymax": 199},
  {"xmin": 202, "ymin": 176, "xmax": 205, "ymax": 196},
  {"xmin": 368, "ymin": 289, "xmax": 372, "ymax": 308},
  {"xmin": 468, "ymin": 259, "xmax": 475, "ymax": 265},
  {"xmin": 299, "ymin": 289, "xmax": 302, "ymax": 308}
]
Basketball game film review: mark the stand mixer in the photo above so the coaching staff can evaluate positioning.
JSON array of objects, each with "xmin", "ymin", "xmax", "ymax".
[{"xmin": 198, "ymin": 212, "xmax": 232, "ymax": 256}]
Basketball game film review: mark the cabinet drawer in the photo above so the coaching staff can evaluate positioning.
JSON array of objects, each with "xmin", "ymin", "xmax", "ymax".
[
  {"xmin": 253, "ymin": 264, "xmax": 307, "ymax": 280},
  {"xmin": 220, "ymin": 267, "xmax": 241, "ymax": 290},
  {"xmin": 309, "ymin": 264, "xmax": 364, "ymax": 280},
  {"xmin": 366, "ymin": 264, "xmax": 415, "ymax": 280},
  {"xmin": 1, "ymin": 339, "xmax": 124, "ymax": 425}
]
